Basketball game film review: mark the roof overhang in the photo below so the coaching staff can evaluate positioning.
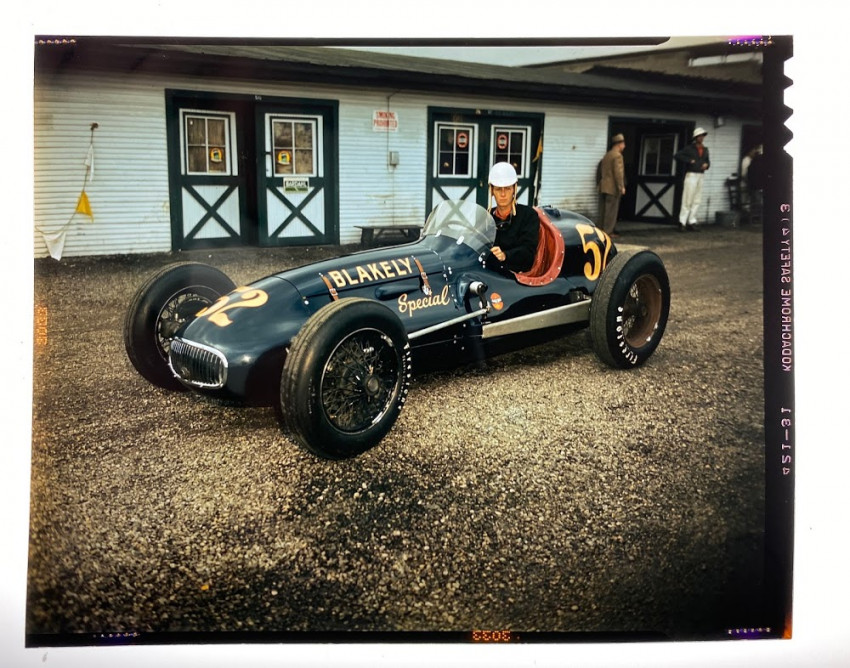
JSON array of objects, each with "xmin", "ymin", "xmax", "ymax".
[{"xmin": 34, "ymin": 38, "xmax": 763, "ymax": 118}]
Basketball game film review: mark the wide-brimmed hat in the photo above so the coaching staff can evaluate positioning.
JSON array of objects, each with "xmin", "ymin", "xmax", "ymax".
[{"xmin": 693, "ymin": 127, "xmax": 708, "ymax": 138}]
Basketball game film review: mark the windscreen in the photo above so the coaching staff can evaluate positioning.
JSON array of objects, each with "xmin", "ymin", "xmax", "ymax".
[{"xmin": 422, "ymin": 199, "xmax": 496, "ymax": 254}]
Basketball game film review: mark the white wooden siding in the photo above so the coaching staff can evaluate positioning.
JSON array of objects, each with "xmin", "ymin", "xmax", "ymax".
[
  {"xmin": 34, "ymin": 72, "xmax": 172, "ymax": 257},
  {"xmin": 34, "ymin": 70, "xmax": 749, "ymax": 257}
]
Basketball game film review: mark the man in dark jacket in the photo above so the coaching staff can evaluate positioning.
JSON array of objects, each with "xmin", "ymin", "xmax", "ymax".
[
  {"xmin": 485, "ymin": 162, "xmax": 539, "ymax": 274},
  {"xmin": 674, "ymin": 127, "xmax": 710, "ymax": 231}
]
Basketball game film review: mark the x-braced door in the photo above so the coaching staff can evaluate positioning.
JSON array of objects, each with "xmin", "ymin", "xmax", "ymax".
[
  {"xmin": 426, "ymin": 108, "xmax": 543, "ymax": 214},
  {"xmin": 256, "ymin": 101, "xmax": 338, "ymax": 246}
]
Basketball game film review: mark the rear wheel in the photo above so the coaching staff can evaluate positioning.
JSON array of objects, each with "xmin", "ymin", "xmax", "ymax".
[
  {"xmin": 280, "ymin": 298, "xmax": 411, "ymax": 459},
  {"xmin": 589, "ymin": 250, "xmax": 670, "ymax": 368},
  {"xmin": 123, "ymin": 262, "xmax": 236, "ymax": 390}
]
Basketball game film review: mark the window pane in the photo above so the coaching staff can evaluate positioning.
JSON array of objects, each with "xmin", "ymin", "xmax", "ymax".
[
  {"xmin": 658, "ymin": 152, "xmax": 673, "ymax": 175},
  {"xmin": 294, "ymin": 122, "xmax": 313, "ymax": 148},
  {"xmin": 455, "ymin": 152, "xmax": 469, "ymax": 175},
  {"xmin": 440, "ymin": 128, "xmax": 454, "ymax": 151},
  {"xmin": 186, "ymin": 117, "xmax": 205, "ymax": 145},
  {"xmin": 187, "ymin": 146, "xmax": 207, "ymax": 172},
  {"xmin": 658, "ymin": 136, "xmax": 675, "ymax": 175},
  {"xmin": 510, "ymin": 153, "xmax": 523, "ymax": 174},
  {"xmin": 208, "ymin": 146, "xmax": 227, "ymax": 173},
  {"xmin": 274, "ymin": 153, "xmax": 293, "ymax": 175},
  {"xmin": 295, "ymin": 149, "xmax": 313, "ymax": 174},
  {"xmin": 274, "ymin": 122, "xmax": 293, "ymax": 147},
  {"xmin": 207, "ymin": 119, "xmax": 226, "ymax": 146},
  {"xmin": 439, "ymin": 152, "xmax": 454, "ymax": 175}
]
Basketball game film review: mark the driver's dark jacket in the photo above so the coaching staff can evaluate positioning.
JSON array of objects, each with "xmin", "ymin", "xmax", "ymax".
[{"xmin": 485, "ymin": 203, "xmax": 540, "ymax": 274}]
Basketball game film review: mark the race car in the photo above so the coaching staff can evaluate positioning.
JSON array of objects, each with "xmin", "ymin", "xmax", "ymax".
[{"xmin": 124, "ymin": 198, "xmax": 670, "ymax": 459}]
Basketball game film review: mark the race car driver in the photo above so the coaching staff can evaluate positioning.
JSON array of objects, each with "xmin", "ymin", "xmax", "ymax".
[{"xmin": 485, "ymin": 162, "xmax": 540, "ymax": 274}]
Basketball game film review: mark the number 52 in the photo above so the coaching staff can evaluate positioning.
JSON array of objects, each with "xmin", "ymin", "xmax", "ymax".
[{"xmin": 576, "ymin": 224, "xmax": 612, "ymax": 281}]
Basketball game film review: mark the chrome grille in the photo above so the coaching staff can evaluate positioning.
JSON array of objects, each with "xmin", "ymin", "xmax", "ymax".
[{"xmin": 168, "ymin": 338, "xmax": 227, "ymax": 389}]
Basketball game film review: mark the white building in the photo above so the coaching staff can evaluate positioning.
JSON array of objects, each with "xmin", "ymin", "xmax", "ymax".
[{"xmin": 33, "ymin": 39, "xmax": 765, "ymax": 258}]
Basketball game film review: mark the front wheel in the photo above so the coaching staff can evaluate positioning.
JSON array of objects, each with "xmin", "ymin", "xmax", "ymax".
[
  {"xmin": 279, "ymin": 298, "xmax": 411, "ymax": 459},
  {"xmin": 124, "ymin": 262, "xmax": 236, "ymax": 390},
  {"xmin": 589, "ymin": 250, "xmax": 670, "ymax": 368}
]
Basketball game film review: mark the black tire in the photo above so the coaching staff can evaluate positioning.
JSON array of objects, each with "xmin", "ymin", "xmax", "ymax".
[
  {"xmin": 280, "ymin": 298, "xmax": 412, "ymax": 459},
  {"xmin": 589, "ymin": 250, "xmax": 670, "ymax": 369},
  {"xmin": 124, "ymin": 262, "xmax": 236, "ymax": 390}
]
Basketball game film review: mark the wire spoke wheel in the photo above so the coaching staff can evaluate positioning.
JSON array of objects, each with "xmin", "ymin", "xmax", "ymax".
[
  {"xmin": 156, "ymin": 291, "xmax": 218, "ymax": 359},
  {"xmin": 321, "ymin": 330, "xmax": 402, "ymax": 432},
  {"xmin": 123, "ymin": 262, "xmax": 236, "ymax": 391},
  {"xmin": 280, "ymin": 298, "xmax": 411, "ymax": 459}
]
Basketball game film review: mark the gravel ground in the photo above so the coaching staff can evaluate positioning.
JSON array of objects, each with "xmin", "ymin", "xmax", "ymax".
[{"xmin": 27, "ymin": 222, "xmax": 766, "ymax": 643}]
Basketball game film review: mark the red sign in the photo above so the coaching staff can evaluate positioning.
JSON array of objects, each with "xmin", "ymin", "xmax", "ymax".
[
  {"xmin": 497, "ymin": 133, "xmax": 508, "ymax": 150},
  {"xmin": 372, "ymin": 110, "xmax": 399, "ymax": 132},
  {"xmin": 457, "ymin": 132, "xmax": 469, "ymax": 149}
]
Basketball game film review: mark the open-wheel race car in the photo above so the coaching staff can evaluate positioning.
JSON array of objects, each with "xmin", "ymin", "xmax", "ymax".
[{"xmin": 124, "ymin": 198, "xmax": 670, "ymax": 459}]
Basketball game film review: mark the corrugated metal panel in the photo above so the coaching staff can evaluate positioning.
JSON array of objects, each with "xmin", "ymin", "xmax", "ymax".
[
  {"xmin": 34, "ymin": 69, "xmax": 747, "ymax": 258},
  {"xmin": 34, "ymin": 72, "xmax": 172, "ymax": 257},
  {"xmin": 698, "ymin": 121, "xmax": 745, "ymax": 216},
  {"xmin": 336, "ymin": 92, "xmax": 429, "ymax": 245},
  {"xmin": 533, "ymin": 107, "xmax": 610, "ymax": 220}
]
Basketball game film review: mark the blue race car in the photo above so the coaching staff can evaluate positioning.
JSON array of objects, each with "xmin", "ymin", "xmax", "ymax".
[{"xmin": 124, "ymin": 199, "xmax": 670, "ymax": 459}]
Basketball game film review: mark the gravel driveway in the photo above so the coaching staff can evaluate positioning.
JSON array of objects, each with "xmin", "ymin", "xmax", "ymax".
[{"xmin": 27, "ymin": 223, "xmax": 767, "ymax": 644}]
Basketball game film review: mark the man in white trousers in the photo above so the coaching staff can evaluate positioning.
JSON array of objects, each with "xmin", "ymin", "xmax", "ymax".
[{"xmin": 674, "ymin": 127, "xmax": 710, "ymax": 231}]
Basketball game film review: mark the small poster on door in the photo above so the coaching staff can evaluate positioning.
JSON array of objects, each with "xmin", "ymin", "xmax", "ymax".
[{"xmin": 283, "ymin": 177, "xmax": 309, "ymax": 193}]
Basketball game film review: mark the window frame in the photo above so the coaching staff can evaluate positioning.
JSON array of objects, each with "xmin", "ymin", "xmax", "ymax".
[
  {"xmin": 267, "ymin": 114, "xmax": 322, "ymax": 178},
  {"xmin": 179, "ymin": 109, "xmax": 238, "ymax": 176},
  {"xmin": 489, "ymin": 125, "xmax": 530, "ymax": 178},
  {"xmin": 639, "ymin": 133, "xmax": 679, "ymax": 177},
  {"xmin": 433, "ymin": 122, "xmax": 478, "ymax": 178}
]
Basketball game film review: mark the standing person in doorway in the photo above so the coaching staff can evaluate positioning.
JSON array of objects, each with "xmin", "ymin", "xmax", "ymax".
[
  {"xmin": 674, "ymin": 127, "xmax": 710, "ymax": 231},
  {"xmin": 598, "ymin": 133, "xmax": 626, "ymax": 237}
]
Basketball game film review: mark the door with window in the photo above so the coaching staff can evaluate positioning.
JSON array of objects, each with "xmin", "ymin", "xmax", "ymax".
[
  {"xmin": 167, "ymin": 97, "xmax": 250, "ymax": 250},
  {"xmin": 426, "ymin": 108, "xmax": 543, "ymax": 214},
  {"xmin": 255, "ymin": 100, "xmax": 338, "ymax": 246},
  {"xmin": 166, "ymin": 91, "xmax": 338, "ymax": 250},
  {"xmin": 634, "ymin": 133, "xmax": 680, "ymax": 220},
  {"xmin": 609, "ymin": 118, "xmax": 692, "ymax": 224}
]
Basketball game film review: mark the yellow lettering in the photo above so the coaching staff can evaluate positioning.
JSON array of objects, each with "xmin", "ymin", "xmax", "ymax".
[
  {"xmin": 576, "ymin": 224, "xmax": 611, "ymax": 281},
  {"xmin": 380, "ymin": 261, "xmax": 395, "ymax": 278},
  {"xmin": 397, "ymin": 284, "xmax": 451, "ymax": 317},
  {"xmin": 201, "ymin": 287, "xmax": 269, "ymax": 327},
  {"xmin": 328, "ymin": 270, "xmax": 346, "ymax": 288},
  {"xmin": 341, "ymin": 268, "xmax": 358, "ymax": 285},
  {"xmin": 397, "ymin": 257, "xmax": 412, "ymax": 275},
  {"xmin": 367, "ymin": 263, "xmax": 386, "ymax": 280},
  {"xmin": 356, "ymin": 265, "xmax": 372, "ymax": 282}
]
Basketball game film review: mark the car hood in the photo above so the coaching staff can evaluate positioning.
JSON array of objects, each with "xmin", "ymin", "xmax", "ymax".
[
  {"xmin": 179, "ymin": 274, "xmax": 309, "ymax": 355},
  {"xmin": 273, "ymin": 240, "xmax": 448, "ymax": 302}
]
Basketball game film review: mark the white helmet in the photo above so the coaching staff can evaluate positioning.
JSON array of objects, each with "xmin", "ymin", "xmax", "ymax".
[
  {"xmin": 488, "ymin": 162, "xmax": 518, "ymax": 187},
  {"xmin": 693, "ymin": 127, "xmax": 708, "ymax": 139}
]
